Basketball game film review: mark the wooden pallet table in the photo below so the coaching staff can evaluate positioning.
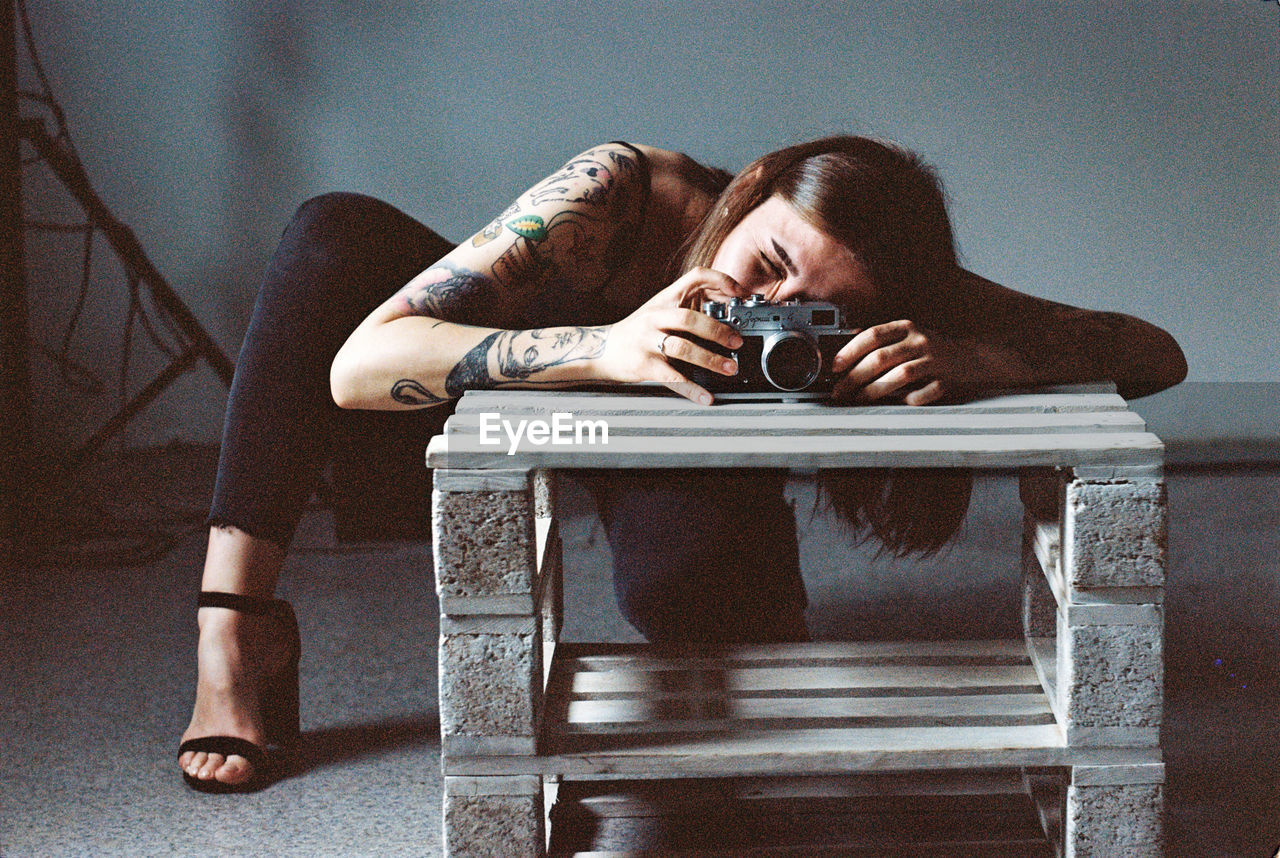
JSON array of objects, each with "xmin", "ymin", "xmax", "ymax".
[{"xmin": 427, "ymin": 384, "xmax": 1166, "ymax": 857}]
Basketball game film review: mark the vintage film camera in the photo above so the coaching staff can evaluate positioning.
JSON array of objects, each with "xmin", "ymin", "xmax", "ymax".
[{"xmin": 673, "ymin": 295, "xmax": 858, "ymax": 400}]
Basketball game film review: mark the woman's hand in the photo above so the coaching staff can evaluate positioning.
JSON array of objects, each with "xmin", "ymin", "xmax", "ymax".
[
  {"xmin": 596, "ymin": 267, "xmax": 745, "ymax": 404},
  {"xmin": 829, "ymin": 319, "xmax": 1031, "ymax": 406}
]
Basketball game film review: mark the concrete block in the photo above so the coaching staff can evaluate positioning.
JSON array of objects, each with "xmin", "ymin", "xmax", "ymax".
[
  {"xmin": 1065, "ymin": 782, "xmax": 1162, "ymax": 857},
  {"xmin": 440, "ymin": 625, "xmax": 543, "ymax": 742},
  {"xmin": 1063, "ymin": 479, "xmax": 1166, "ymax": 589},
  {"xmin": 1059, "ymin": 616, "xmax": 1163, "ymax": 734},
  {"xmin": 433, "ymin": 487, "xmax": 538, "ymax": 599},
  {"xmin": 444, "ymin": 776, "xmax": 544, "ymax": 858}
]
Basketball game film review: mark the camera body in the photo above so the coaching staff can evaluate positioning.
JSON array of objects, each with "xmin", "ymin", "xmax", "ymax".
[{"xmin": 673, "ymin": 295, "xmax": 857, "ymax": 400}]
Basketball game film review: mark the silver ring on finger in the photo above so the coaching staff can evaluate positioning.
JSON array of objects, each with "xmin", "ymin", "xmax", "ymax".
[{"xmin": 659, "ymin": 333, "xmax": 672, "ymax": 358}]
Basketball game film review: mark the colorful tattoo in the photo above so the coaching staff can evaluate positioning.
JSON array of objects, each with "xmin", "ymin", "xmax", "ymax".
[
  {"xmin": 505, "ymin": 214, "xmax": 548, "ymax": 242},
  {"xmin": 527, "ymin": 147, "xmax": 640, "ymax": 209},
  {"xmin": 408, "ymin": 145, "xmax": 647, "ymax": 326},
  {"xmin": 502, "ymin": 146, "xmax": 645, "ymax": 293},
  {"xmin": 392, "ymin": 261, "xmax": 498, "ymax": 323},
  {"xmin": 490, "ymin": 208, "xmax": 605, "ymax": 293},
  {"xmin": 472, "ymin": 201, "xmax": 520, "ymax": 247}
]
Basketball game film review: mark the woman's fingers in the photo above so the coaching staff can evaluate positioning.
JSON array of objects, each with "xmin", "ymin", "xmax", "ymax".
[
  {"xmin": 903, "ymin": 379, "xmax": 946, "ymax": 406},
  {"xmin": 656, "ymin": 331, "xmax": 739, "ymax": 377},
  {"xmin": 662, "ymin": 377, "xmax": 715, "ymax": 405},
  {"xmin": 646, "ymin": 267, "xmax": 746, "ymax": 311},
  {"xmin": 626, "ymin": 306, "xmax": 740, "ymax": 378},
  {"xmin": 831, "ymin": 320, "xmax": 916, "ymax": 377},
  {"xmin": 630, "ymin": 341, "xmax": 715, "ymax": 403},
  {"xmin": 830, "ymin": 320, "xmax": 951, "ymax": 403},
  {"xmin": 853, "ymin": 356, "xmax": 933, "ymax": 402},
  {"xmin": 653, "ymin": 307, "xmax": 742, "ymax": 352},
  {"xmin": 601, "ymin": 270, "xmax": 751, "ymax": 402}
]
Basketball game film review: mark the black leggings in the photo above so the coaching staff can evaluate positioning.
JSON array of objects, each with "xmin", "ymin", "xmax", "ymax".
[{"xmin": 209, "ymin": 192, "xmax": 808, "ymax": 644}]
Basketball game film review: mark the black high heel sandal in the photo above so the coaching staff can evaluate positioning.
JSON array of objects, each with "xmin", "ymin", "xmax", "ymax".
[{"xmin": 178, "ymin": 591, "xmax": 301, "ymax": 794}]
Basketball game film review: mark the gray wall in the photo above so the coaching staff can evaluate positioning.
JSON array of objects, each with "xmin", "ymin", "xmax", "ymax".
[{"xmin": 20, "ymin": 0, "xmax": 1279, "ymax": 448}]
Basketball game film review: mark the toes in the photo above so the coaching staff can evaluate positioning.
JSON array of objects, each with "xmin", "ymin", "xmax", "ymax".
[
  {"xmin": 217, "ymin": 755, "xmax": 254, "ymax": 785},
  {"xmin": 190, "ymin": 752, "xmax": 253, "ymax": 785},
  {"xmin": 196, "ymin": 753, "xmax": 223, "ymax": 781},
  {"xmin": 181, "ymin": 750, "xmax": 207, "ymax": 777}
]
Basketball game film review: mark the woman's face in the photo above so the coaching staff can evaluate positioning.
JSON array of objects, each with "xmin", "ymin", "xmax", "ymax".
[{"xmin": 709, "ymin": 196, "xmax": 878, "ymax": 320}]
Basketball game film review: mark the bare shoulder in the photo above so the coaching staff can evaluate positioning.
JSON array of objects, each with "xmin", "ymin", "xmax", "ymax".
[
  {"xmin": 625, "ymin": 143, "xmax": 727, "ymax": 256},
  {"xmin": 628, "ymin": 143, "xmax": 730, "ymax": 208}
]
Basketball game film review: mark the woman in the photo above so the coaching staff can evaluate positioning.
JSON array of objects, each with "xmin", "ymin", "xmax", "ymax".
[{"xmin": 179, "ymin": 137, "xmax": 1187, "ymax": 792}]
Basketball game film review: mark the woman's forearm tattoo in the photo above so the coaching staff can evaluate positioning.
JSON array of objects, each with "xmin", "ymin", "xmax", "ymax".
[
  {"xmin": 444, "ymin": 327, "xmax": 608, "ymax": 398},
  {"xmin": 390, "ymin": 379, "xmax": 447, "ymax": 406}
]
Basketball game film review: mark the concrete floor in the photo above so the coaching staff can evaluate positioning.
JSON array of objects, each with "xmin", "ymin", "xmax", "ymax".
[{"xmin": 1, "ymin": 449, "xmax": 1277, "ymax": 857}]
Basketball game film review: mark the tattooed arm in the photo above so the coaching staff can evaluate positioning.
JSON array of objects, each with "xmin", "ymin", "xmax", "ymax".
[{"xmin": 330, "ymin": 142, "xmax": 740, "ymax": 409}]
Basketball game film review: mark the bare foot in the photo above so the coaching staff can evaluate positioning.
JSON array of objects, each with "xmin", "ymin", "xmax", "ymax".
[{"xmin": 179, "ymin": 606, "xmax": 293, "ymax": 788}]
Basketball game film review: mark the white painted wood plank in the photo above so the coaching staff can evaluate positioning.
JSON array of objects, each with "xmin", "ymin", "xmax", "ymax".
[
  {"xmin": 544, "ymin": 638, "xmax": 559, "ymax": 696},
  {"xmin": 445, "ymin": 774, "xmax": 543, "ymax": 796},
  {"xmin": 453, "ymin": 388, "xmax": 1128, "ymax": 416},
  {"xmin": 426, "ymin": 431, "xmax": 1164, "ymax": 469},
  {"xmin": 444, "ymin": 734, "xmax": 538, "ymax": 756},
  {"xmin": 1070, "ymin": 762, "xmax": 1165, "ymax": 786},
  {"xmin": 562, "ymin": 692, "xmax": 1054, "ymax": 728},
  {"xmin": 447, "ymin": 741, "xmax": 1159, "ymax": 777},
  {"xmin": 1066, "ymin": 602, "xmax": 1162, "ymax": 627},
  {"xmin": 560, "ymin": 640, "xmax": 1030, "ymax": 665},
  {"xmin": 559, "ymin": 846, "xmax": 1051, "ymax": 858},
  {"xmin": 1029, "ymin": 524, "xmax": 1164, "ymax": 616},
  {"xmin": 1033, "ymin": 518, "xmax": 1063, "ymax": 606},
  {"xmin": 1071, "ymin": 462, "xmax": 1164, "ymax": 481},
  {"xmin": 549, "ymin": 722, "xmax": 1066, "ymax": 755},
  {"xmin": 438, "ymin": 593, "xmax": 536, "ymax": 616},
  {"xmin": 432, "ymin": 467, "xmax": 530, "ymax": 491},
  {"xmin": 1025, "ymin": 636, "xmax": 1061, "ymax": 727},
  {"xmin": 563, "ymin": 771, "xmax": 1033, "ymax": 806},
  {"xmin": 1064, "ymin": 726, "xmax": 1161, "ymax": 747},
  {"xmin": 442, "ymin": 615, "xmax": 538, "ymax": 635},
  {"xmin": 567, "ymin": 663, "xmax": 1042, "ymax": 696},
  {"xmin": 444, "ymin": 410, "xmax": 1147, "ymax": 436},
  {"xmin": 536, "ymin": 516, "xmax": 556, "ymax": 577}
]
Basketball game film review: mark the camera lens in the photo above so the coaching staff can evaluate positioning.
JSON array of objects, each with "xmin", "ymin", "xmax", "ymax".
[{"xmin": 761, "ymin": 332, "xmax": 821, "ymax": 391}]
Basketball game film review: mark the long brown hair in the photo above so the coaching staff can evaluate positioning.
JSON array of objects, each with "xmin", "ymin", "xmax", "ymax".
[{"xmin": 684, "ymin": 136, "xmax": 973, "ymax": 556}]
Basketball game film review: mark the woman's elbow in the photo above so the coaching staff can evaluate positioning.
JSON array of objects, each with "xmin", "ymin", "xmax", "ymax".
[
  {"xmin": 1147, "ymin": 327, "xmax": 1189, "ymax": 394},
  {"xmin": 1121, "ymin": 327, "xmax": 1189, "ymax": 400},
  {"xmin": 329, "ymin": 348, "xmax": 367, "ymax": 409}
]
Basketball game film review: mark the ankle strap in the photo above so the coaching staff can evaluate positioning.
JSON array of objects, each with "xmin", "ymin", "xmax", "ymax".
[{"xmin": 198, "ymin": 591, "xmax": 284, "ymax": 616}]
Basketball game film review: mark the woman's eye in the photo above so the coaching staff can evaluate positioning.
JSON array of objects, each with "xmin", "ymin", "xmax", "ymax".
[{"xmin": 759, "ymin": 252, "xmax": 784, "ymax": 279}]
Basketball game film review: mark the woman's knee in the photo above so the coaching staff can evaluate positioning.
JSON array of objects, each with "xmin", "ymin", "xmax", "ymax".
[
  {"xmin": 255, "ymin": 192, "xmax": 447, "ymax": 320},
  {"xmin": 289, "ymin": 192, "xmax": 405, "ymax": 239}
]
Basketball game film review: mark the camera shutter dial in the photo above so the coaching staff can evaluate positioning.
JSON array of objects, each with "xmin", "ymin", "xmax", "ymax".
[{"xmin": 761, "ymin": 330, "xmax": 822, "ymax": 391}]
